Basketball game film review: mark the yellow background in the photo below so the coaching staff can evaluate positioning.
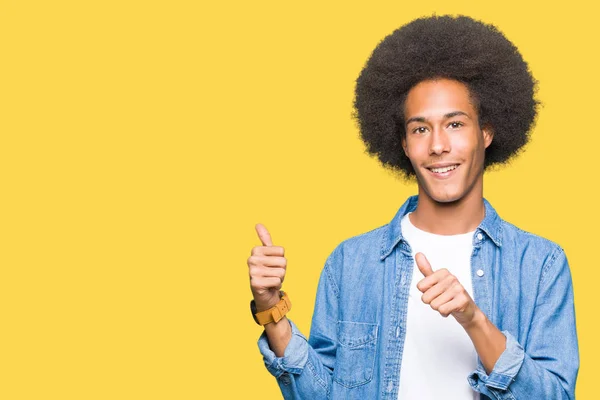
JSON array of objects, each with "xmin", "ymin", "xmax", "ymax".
[{"xmin": 1, "ymin": 1, "xmax": 597, "ymax": 398}]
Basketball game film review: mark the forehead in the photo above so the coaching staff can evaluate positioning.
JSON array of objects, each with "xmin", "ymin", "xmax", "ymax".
[{"xmin": 404, "ymin": 78, "xmax": 476, "ymax": 119}]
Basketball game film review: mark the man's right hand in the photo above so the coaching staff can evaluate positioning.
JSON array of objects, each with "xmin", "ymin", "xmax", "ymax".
[{"xmin": 248, "ymin": 223, "xmax": 287, "ymax": 312}]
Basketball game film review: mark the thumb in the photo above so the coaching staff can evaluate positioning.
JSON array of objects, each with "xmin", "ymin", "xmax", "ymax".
[
  {"xmin": 415, "ymin": 252, "xmax": 434, "ymax": 277},
  {"xmin": 255, "ymin": 223, "xmax": 273, "ymax": 247}
]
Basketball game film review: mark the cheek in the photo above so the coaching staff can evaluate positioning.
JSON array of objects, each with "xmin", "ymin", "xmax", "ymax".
[
  {"xmin": 454, "ymin": 135, "xmax": 484, "ymax": 158},
  {"xmin": 404, "ymin": 138, "xmax": 426, "ymax": 157},
  {"xmin": 452, "ymin": 134, "xmax": 472, "ymax": 148},
  {"xmin": 467, "ymin": 142, "xmax": 487, "ymax": 171}
]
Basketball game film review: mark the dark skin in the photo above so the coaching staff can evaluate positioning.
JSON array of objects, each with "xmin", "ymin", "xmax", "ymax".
[
  {"xmin": 402, "ymin": 78, "xmax": 505, "ymax": 373},
  {"xmin": 247, "ymin": 224, "xmax": 291, "ymax": 357},
  {"xmin": 247, "ymin": 77, "xmax": 506, "ymax": 373}
]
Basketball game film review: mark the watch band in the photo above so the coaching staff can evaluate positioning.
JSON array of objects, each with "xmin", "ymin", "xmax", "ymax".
[{"xmin": 251, "ymin": 291, "xmax": 292, "ymax": 326}]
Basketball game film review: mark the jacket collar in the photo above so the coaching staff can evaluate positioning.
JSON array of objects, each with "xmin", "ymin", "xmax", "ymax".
[{"xmin": 380, "ymin": 195, "xmax": 503, "ymax": 260}]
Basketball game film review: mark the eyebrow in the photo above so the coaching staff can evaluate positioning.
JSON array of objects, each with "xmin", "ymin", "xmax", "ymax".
[{"xmin": 405, "ymin": 111, "xmax": 471, "ymax": 126}]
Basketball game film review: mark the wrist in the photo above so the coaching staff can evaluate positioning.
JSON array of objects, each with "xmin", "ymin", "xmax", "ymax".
[
  {"xmin": 264, "ymin": 316, "xmax": 292, "ymax": 357},
  {"xmin": 461, "ymin": 307, "xmax": 487, "ymax": 332},
  {"xmin": 254, "ymin": 292, "xmax": 283, "ymax": 312},
  {"xmin": 251, "ymin": 291, "xmax": 291, "ymax": 326}
]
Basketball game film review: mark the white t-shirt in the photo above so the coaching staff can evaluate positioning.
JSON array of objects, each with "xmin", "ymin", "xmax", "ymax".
[{"xmin": 398, "ymin": 213, "xmax": 480, "ymax": 400}]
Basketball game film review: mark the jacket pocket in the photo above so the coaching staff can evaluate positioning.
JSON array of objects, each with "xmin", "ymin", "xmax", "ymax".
[{"xmin": 333, "ymin": 320, "xmax": 378, "ymax": 388}]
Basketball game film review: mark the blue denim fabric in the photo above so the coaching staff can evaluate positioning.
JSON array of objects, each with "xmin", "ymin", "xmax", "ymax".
[{"xmin": 257, "ymin": 196, "xmax": 579, "ymax": 399}]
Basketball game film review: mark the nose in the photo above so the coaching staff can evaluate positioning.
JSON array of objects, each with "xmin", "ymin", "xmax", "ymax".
[{"xmin": 429, "ymin": 127, "xmax": 450, "ymax": 155}]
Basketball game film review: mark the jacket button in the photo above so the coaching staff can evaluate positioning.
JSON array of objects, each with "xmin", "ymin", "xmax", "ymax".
[
  {"xmin": 476, "ymin": 269, "xmax": 484, "ymax": 277},
  {"xmin": 279, "ymin": 372, "xmax": 291, "ymax": 385},
  {"xmin": 477, "ymin": 233, "xmax": 483, "ymax": 241}
]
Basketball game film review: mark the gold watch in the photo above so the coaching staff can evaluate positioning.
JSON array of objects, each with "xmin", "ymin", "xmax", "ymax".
[{"xmin": 250, "ymin": 291, "xmax": 292, "ymax": 326}]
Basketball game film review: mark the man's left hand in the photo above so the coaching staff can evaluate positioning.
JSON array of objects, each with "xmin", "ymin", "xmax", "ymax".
[{"xmin": 415, "ymin": 252, "xmax": 481, "ymax": 328}]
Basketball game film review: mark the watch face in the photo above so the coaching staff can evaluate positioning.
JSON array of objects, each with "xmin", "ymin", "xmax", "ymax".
[{"xmin": 250, "ymin": 300, "xmax": 259, "ymax": 324}]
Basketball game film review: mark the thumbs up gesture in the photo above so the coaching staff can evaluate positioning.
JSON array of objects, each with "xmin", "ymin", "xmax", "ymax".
[
  {"xmin": 415, "ymin": 252, "xmax": 479, "ymax": 327},
  {"xmin": 247, "ymin": 224, "xmax": 287, "ymax": 312}
]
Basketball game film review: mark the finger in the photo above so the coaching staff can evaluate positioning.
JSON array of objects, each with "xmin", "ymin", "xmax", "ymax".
[
  {"xmin": 247, "ymin": 255, "xmax": 287, "ymax": 269},
  {"xmin": 250, "ymin": 276, "xmax": 283, "ymax": 291},
  {"xmin": 251, "ymin": 245, "xmax": 285, "ymax": 257},
  {"xmin": 437, "ymin": 296, "xmax": 468, "ymax": 318},
  {"xmin": 416, "ymin": 268, "xmax": 449, "ymax": 292},
  {"xmin": 262, "ymin": 266, "xmax": 286, "ymax": 280},
  {"xmin": 415, "ymin": 252, "xmax": 434, "ymax": 277},
  {"xmin": 420, "ymin": 274, "xmax": 459, "ymax": 304},
  {"xmin": 428, "ymin": 283, "xmax": 461, "ymax": 311},
  {"xmin": 255, "ymin": 223, "xmax": 273, "ymax": 247},
  {"xmin": 249, "ymin": 264, "xmax": 286, "ymax": 279}
]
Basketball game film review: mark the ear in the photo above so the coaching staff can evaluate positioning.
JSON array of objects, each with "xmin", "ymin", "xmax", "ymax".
[
  {"xmin": 482, "ymin": 125, "xmax": 494, "ymax": 149},
  {"xmin": 401, "ymin": 135, "xmax": 409, "ymax": 157}
]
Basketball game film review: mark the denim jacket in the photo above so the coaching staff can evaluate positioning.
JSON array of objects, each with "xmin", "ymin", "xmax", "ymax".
[{"xmin": 257, "ymin": 196, "xmax": 579, "ymax": 399}]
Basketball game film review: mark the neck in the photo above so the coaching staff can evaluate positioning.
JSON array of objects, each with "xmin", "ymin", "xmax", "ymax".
[{"xmin": 410, "ymin": 182, "xmax": 485, "ymax": 235}]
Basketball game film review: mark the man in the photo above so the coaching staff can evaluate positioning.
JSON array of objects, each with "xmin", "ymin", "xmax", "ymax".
[{"xmin": 247, "ymin": 15, "xmax": 579, "ymax": 399}]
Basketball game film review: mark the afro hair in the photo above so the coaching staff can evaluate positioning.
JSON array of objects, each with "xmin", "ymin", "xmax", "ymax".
[{"xmin": 353, "ymin": 14, "xmax": 539, "ymax": 179}]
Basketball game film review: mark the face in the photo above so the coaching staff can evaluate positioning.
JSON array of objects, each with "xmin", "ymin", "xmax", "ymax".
[{"xmin": 401, "ymin": 78, "xmax": 493, "ymax": 204}]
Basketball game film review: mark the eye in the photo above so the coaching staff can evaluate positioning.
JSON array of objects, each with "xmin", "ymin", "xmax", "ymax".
[
  {"xmin": 412, "ymin": 126, "xmax": 428, "ymax": 134},
  {"xmin": 448, "ymin": 121, "xmax": 463, "ymax": 129}
]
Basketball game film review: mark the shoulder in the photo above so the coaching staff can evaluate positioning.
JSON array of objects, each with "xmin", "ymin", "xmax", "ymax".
[
  {"xmin": 499, "ymin": 219, "xmax": 568, "ymax": 279},
  {"xmin": 341, "ymin": 224, "xmax": 387, "ymax": 248},
  {"xmin": 500, "ymin": 219, "xmax": 563, "ymax": 252},
  {"xmin": 324, "ymin": 223, "xmax": 389, "ymax": 278},
  {"xmin": 330, "ymin": 223, "xmax": 388, "ymax": 259}
]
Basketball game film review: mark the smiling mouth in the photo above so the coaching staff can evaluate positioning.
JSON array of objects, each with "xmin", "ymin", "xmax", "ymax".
[{"xmin": 427, "ymin": 164, "xmax": 459, "ymax": 174}]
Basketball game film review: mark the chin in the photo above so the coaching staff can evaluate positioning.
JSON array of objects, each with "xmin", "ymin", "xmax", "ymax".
[
  {"xmin": 433, "ymin": 194, "xmax": 462, "ymax": 204},
  {"xmin": 427, "ymin": 187, "xmax": 464, "ymax": 204}
]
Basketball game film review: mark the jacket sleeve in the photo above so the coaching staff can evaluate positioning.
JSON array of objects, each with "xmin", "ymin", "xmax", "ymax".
[
  {"xmin": 257, "ymin": 248, "xmax": 340, "ymax": 399},
  {"xmin": 468, "ymin": 247, "xmax": 579, "ymax": 399}
]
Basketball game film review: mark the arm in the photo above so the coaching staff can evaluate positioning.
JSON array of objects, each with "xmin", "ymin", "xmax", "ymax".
[
  {"xmin": 415, "ymin": 252, "xmax": 507, "ymax": 374},
  {"xmin": 463, "ymin": 311, "xmax": 506, "ymax": 374},
  {"xmin": 262, "ymin": 315, "xmax": 292, "ymax": 357},
  {"xmin": 467, "ymin": 247, "xmax": 579, "ymax": 399},
  {"xmin": 415, "ymin": 249, "xmax": 579, "ymax": 399},
  {"xmin": 256, "ymin": 248, "xmax": 340, "ymax": 399},
  {"xmin": 248, "ymin": 223, "xmax": 293, "ymax": 358}
]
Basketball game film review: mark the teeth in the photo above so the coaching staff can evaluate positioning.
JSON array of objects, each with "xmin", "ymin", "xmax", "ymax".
[{"xmin": 430, "ymin": 165, "xmax": 458, "ymax": 173}]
